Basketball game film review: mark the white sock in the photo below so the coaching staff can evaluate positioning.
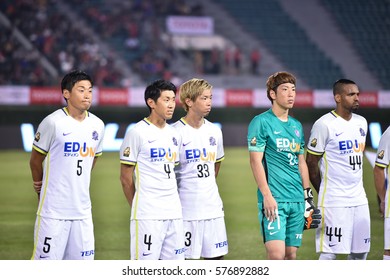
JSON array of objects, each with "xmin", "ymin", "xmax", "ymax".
[
  {"xmin": 383, "ymin": 255, "xmax": 390, "ymax": 260},
  {"xmin": 319, "ymin": 253, "xmax": 336, "ymax": 260},
  {"xmin": 348, "ymin": 253, "xmax": 367, "ymax": 260}
]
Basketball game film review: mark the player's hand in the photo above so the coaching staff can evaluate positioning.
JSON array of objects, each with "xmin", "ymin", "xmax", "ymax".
[
  {"xmin": 263, "ymin": 194, "xmax": 278, "ymax": 222},
  {"xmin": 303, "ymin": 188, "xmax": 321, "ymax": 230},
  {"xmin": 33, "ymin": 181, "xmax": 42, "ymax": 194}
]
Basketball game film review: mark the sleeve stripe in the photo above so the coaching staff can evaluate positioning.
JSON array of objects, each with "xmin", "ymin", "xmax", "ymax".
[
  {"xmin": 306, "ymin": 148, "xmax": 324, "ymax": 156},
  {"xmin": 32, "ymin": 144, "xmax": 48, "ymax": 155},
  {"xmin": 375, "ymin": 161, "xmax": 388, "ymax": 168},
  {"xmin": 120, "ymin": 160, "xmax": 136, "ymax": 166},
  {"xmin": 216, "ymin": 156, "xmax": 225, "ymax": 162}
]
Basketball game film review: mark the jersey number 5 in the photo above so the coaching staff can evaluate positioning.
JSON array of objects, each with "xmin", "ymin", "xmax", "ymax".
[{"xmin": 77, "ymin": 160, "xmax": 83, "ymax": 176}]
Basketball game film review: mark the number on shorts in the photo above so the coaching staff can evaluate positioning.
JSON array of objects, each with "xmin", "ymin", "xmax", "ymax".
[
  {"xmin": 43, "ymin": 237, "xmax": 52, "ymax": 253},
  {"xmin": 144, "ymin": 234, "xmax": 152, "ymax": 250},
  {"xmin": 325, "ymin": 226, "xmax": 342, "ymax": 242},
  {"xmin": 185, "ymin": 231, "xmax": 192, "ymax": 247}
]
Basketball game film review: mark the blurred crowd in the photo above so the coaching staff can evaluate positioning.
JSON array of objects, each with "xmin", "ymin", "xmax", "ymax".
[
  {"xmin": 0, "ymin": 0, "xmax": 261, "ymax": 88},
  {"xmin": 1, "ymin": 0, "xmax": 124, "ymax": 87}
]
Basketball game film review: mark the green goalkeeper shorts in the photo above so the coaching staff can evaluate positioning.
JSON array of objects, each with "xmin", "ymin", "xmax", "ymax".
[{"xmin": 257, "ymin": 201, "xmax": 305, "ymax": 247}]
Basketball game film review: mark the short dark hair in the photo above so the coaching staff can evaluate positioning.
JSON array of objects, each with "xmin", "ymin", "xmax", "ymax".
[
  {"xmin": 61, "ymin": 70, "xmax": 93, "ymax": 92},
  {"xmin": 332, "ymin": 79, "xmax": 357, "ymax": 95},
  {"xmin": 144, "ymin": 79, "xmax": 177, "ymax": 112}
]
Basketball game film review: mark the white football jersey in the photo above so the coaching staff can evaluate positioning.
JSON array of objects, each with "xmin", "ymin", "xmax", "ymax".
[
  {"xmin": 375, "ymin": 125, "xmax": 390, "ymax": 218},
  {"xmin": 307, "ymin": 111, "xmax": 368, "ymax": 207},
  {"xmin": 172, "ymin": 118, "xmax": 225, "ymax": 220},
  {"xmin": 119, "ymin": 118, "xmax": 182, "ymax": 220},
  {"xmin": 33, "ymin": 108, "xmax": 105, "ymax": 219}
]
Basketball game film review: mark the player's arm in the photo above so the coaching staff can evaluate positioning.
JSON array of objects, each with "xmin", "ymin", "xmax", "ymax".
[
  {"xmin": 29, "ymin": 148, "xmax": 46, "ymax": 195},
  {"xmin": 298, "ymin": 154, "xmax": 310, "ymax": 190},
  {"xmin": 249, "ymin": 151, "xmax": 277, "ymax": 222},
  {"xmin": 299, "ymin": 153, "xmax": 321, "ymax": 229},
  {"xmin": 91, "ymin": 155, "xmax": 101, "ymax": 170},
  {"xmin": 305, "ymin": 152, "xmax": 322, "ymax": 193},
  {"xmin": 120, "ymin": 163, "xmax": 136, "ymax": 207},
  {"xmin": 214, "ymin": 161, "xmax": 222, "ymax": 178},
  {"xmin": 373, "ymin": 164, "xmax": 386, "ymax": 213}
]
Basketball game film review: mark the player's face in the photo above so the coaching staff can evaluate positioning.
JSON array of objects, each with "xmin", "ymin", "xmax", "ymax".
[
  {"xmin": 339, "ymin": 84, "xmax": 360, "ymax": 112},
  {"xmin": 65, "ymin": 80, "xmax": 93, "ymax": 111},
  {"xmin": 192, "ymin": 89, "xmax": 212, "ymax": 117},
  {"xmin": 273, "ymin": 83, "xmax": 295, "ymax": 109},
  {"xmin": 153, "ymin": 90, "xmax": 176, "ymax": 120}
]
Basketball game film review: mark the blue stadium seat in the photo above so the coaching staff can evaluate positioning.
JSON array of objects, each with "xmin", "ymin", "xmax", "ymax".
[{"xmin": 214, "ymin": 0, "xmax": 345, "ymax": 89}]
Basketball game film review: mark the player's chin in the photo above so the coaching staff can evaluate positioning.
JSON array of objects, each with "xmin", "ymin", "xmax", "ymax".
[
  {"xmin": 82, "ymin": 101, "xmax": 92, "ymax": 108},
  {"xmin": 286, "ymin": 103, "xmax": 294, "ymax": 109},
  {"xmin": 83, "ymin": 104, "xmax": 92, "ymax": 111},
  {"xmin": 351, "ymin": 105, "xmax": 359, "ymax": 112}
]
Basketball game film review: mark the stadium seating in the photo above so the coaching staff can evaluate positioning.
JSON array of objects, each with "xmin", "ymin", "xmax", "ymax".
[
  {"xmin": 66, "ymin": 0, "xmax": 192, "ymax": 84},
  {"xmin": 213, "ymin": 0, "xmax": 344, "ymax": 89},
  {"xmin": 0, "ymin": 0, "xmax": 388, "ymax": 90},
  {"xmin": 319, "ymin": 0, "xmax": 390, "ymax": 89},
  {"xmin": 0, "ymin": 23, "xmax": 56, "ymax": 85},
  {"xmin": 0, "ymin": 0, "xmax": 125, "ymax": 87}
]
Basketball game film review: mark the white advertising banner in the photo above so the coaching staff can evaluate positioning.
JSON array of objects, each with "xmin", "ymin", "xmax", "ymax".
[
  {"xmin": 313, "ymin": 90, "xmax": 334, "ymax": 108},
  {"xmin": 0, "ymin": 86, "xmax": 30, "ymax": 105},
  {"xmin": 0, "ymin": 86, "xmax": 388, "ymax": 108},
  {"xmin": 166, "ymin": 16, "xmax": 214, "ymax": 35},
  {"xmin": 253, "ymin": 88, "xmax": 270, "ymax": 108},
  {"xmin": 210, "ymin": 87, "xmax": 226, "ymax": 107},
  {"xmin": 378, "ymin": 90, "xmax": 390, "ymax": 108},
  {"xmin": 129, "ymin": 87, "xmax": 147, "ymax": 107}
]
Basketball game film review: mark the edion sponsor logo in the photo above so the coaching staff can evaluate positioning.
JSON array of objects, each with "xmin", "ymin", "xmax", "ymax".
[
  {"xmin": 150, "ymin": 148, "xmax": 176, "ymax": 162},
  {"xmin": 64, "ymin": 142, "xmax": 96, "ymax": 157},
  {"xmin": 225, "ymin": 89, "xmax": 253, "ymax": 106}
]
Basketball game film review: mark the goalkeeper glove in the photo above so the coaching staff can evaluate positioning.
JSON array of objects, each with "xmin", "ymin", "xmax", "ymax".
[{"xmin": 303, "ymin": 188, "xmax": 321, "ymax": 230}]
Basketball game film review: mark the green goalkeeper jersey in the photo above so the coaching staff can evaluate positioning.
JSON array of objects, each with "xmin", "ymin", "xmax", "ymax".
[{"xmin": 247, "ymin": 109, "xmax": 305, "ymax": 203}]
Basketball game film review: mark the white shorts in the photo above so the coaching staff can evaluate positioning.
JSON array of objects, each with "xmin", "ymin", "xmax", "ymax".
[
  {"xmin": 385, "ymin": 217, "xmax": 390, "ymax": 250},
  {"xmin": 183, "ymin": 217, "xmax": 228, "ymax": 259},
  {"xmin": 130, "ymin": 219, "xmax": 185, "ymax": 260},
  {"xmin": 316, "ymin": 205, "xmax": 370, "ymax": 254},
  {"xmin": 31, "ymin": 216, "xmax": 94, "ymax": 260}
]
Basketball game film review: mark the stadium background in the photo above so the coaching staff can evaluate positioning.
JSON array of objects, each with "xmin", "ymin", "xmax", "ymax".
[{"xmin": 0, "ymin": 0, "xmax": 389, "ymax": 260}]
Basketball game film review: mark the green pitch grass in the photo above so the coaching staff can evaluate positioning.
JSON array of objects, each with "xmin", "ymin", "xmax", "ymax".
[{"xmin": 0, "ymin": 148, "xmax": 384, "ymax": 260}]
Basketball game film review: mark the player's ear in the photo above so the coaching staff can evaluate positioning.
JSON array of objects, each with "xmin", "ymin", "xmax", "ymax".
[
  {"xmin": 185, "ymin": 98, "xmax": 193, "ymax": 109},
  {"xmin": 62, "ymin": 89, "xmax": 70, "ymax": 100},
  {"xmin": 146, "ymin": 98, "xmax": 155, "ymax": 109},
  {"xmin": 269, "ymin": 89, "xmax": 276, "ymax": 101},
  {"xmin": 334, "ymin": 93, "xmax": 341, "ymax": 103}
]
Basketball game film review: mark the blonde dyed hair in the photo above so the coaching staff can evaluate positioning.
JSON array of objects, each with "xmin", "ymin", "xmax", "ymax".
[{"xmin": 179, "ymin": 78, "xmax": 213, "ymax": 112}]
